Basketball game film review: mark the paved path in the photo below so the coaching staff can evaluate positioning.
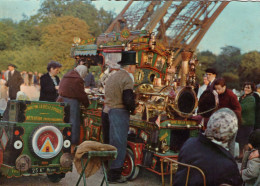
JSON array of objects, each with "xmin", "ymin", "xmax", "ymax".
[{"xmin": 0, "ymin": 164, "xmax": 167, "ymax": 186}]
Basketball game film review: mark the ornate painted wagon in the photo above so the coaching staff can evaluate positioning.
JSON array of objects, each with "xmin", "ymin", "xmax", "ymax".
[
  {"xmin": 0, "ymin": 100, "xmax": 73, "ymax": 182},
  {"xmin": 71, "ymin": 30, "xmax": 201, "ymax": 180}
]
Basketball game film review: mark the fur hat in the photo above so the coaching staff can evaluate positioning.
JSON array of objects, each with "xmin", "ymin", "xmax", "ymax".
[{"xmin": 205, "ymin": 108, "xmax": 238, "ymax": 143}]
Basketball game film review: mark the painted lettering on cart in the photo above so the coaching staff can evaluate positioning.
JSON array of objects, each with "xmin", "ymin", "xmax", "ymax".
[
  {"xmin": 26, "ymin": 116, "xmax": 63, "ymax": 122},
  {"xmin": 31, "ymin": 167, "xmax": 59, "ymax": 174},
  {"xmin": 27, "ymin": 104, "xmax": 62, "ymax": 114}
]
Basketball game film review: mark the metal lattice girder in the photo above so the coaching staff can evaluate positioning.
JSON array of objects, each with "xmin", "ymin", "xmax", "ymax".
[{"xmin": 106, "ymin": 1, "xmax": 229, "ymax": 67}]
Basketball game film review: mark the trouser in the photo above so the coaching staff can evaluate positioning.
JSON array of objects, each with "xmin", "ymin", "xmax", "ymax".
[
  {"xmin": 62, "ymin": 97, "xmax": 80, "ymax": 144},
  {"xmin": 101, "ymin": 111, "xmax": 109, "ymax": 144},
  {"xmin": 108, "ymin": 108, "xmax": 129, "ymax": 179}
]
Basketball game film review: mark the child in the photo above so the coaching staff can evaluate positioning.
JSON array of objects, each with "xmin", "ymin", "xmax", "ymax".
[{"xmin": 241, "ymin": 130, "xmax": 260, "ymax": 186}]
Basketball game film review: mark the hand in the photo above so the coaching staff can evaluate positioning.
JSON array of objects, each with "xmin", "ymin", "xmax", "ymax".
[
  {"xmin": 249, "ymin": 150, "xmax": 259, "ymax": 160},
  {"xmin": 55, "ymin": 86, "xmax": 59, "ymax": 90}
]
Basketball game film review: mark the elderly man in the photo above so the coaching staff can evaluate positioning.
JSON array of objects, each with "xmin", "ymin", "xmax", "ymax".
[
  {"xmin": 5, "ymin": 64, "xmax": 23, "ymax": 100},
  {"xmin": 104, "ymin": 51, "xmax": 136, "ymax": 183}
]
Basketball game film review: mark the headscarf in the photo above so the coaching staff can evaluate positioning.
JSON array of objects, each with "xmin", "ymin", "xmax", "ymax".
[
  {"xmin": 75, "ymin": 65, "xmax": 88, "ymax": 79},
  {"xmin": 205, "ymin": 108, "xmax": 238, "ymax": 147}
]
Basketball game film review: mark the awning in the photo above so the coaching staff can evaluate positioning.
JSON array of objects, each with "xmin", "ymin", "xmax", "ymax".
[{"xmin": 72, "ymin": 44, "xmax": 97, "ymax": 56}]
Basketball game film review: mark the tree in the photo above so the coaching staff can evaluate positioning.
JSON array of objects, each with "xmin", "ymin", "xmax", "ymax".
[
  {"xmin": 221, "ymin": 72, "xmax": 240, "ymax": 89},
  {"xmin": 38, "ymin": 0, "xmax": 115, "ymax": 36},
  {"xmin": 0, "ymin": 20, "xmax": 20, "ymax": 50},
  {"xmin": 239, "ymin": 51, "xmax": 260, "ymax": 85},
  {"xmin": 196, "ymin": 50, "xmax": 217, "ymax": 84},
  {"xmin": 41, "ymin": 16, "xmax": 92, "ymax": 71},
  {"xmin": 214, "ymin": 46, "xmax": 241, "ymax": 75}
]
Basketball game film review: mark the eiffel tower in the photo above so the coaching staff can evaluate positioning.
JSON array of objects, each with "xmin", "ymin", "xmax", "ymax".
[{"xmin": 105, "ymin": 1, "xmax": 229, "ymax": 68}]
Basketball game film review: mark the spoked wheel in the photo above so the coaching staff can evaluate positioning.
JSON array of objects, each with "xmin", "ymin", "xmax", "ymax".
[
  {"xmin": 121, "ymin": 148, "xmax": 140, "ymax": 180},
  {"xmin": 47, "ymin": 173, "xmax": 65, "ymax": 183}
]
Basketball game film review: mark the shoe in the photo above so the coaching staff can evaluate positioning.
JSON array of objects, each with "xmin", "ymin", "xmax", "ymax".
[{"xmin": 108, "ymin": 177, "xmax": 128, "ymax": 184}]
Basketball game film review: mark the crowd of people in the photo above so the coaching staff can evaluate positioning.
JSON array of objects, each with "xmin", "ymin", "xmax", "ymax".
[
  {"xmin": 1, "ymin": 69, "xmax": 42, "ymax": 87},
  {"xmin": 0, "ymin": 58, "xmax": 259, "ymax": 185},
  {"xmin": 180, "ymin": 68, "xmax": 260, "ymax": 186}
]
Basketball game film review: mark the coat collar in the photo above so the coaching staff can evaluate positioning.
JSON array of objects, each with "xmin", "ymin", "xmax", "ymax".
[{"xmin": 198, "ymin": 133, "xmax": 236, "ymax": 162}]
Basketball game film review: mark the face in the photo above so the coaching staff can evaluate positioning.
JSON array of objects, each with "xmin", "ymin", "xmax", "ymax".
[
  {"xmin": 203, "ymin": 76, "xmax": 209, "ymax": 85},
  {"xmin": 128, "ymin": 65, "xmax": 136, "ymax": 74},
  {"xmin": 215, "ymin": 85, "xmax": 226, "ymax": 95},
  {"xmin": 8, "ymin": 66, "xmax": 14, "ymax": 71},
  {"xmin": 50, "ymin": 67, "xmax": 60, "ymax": 76},
  {"xmin": 244, "ymin": 84, "xmax": 252, "ymax": 95},
  {"xmin": 79, "ymin": 61, "xmax": 85, "ymax": 65},
  {"xmin": 206, "ymin": 73, "xmax": 216, "ymax": 82}
]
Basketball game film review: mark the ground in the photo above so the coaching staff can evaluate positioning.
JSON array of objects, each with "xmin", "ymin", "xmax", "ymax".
[{"xmin": 0, "ymin": 164, "xmax": 168, "ymax": 186}]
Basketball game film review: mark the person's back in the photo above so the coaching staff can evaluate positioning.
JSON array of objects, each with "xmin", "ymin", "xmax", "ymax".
[
  {"xmin": 174, "ymin": 134, "xmax": 242, "ymax": 186},
  {"xmin": 84, "ymin": 72, "xmax": 95, "ymax": 88},
  {"xmin": 173, "ymin": 108, "xmax": 242, "ymax": 186}
]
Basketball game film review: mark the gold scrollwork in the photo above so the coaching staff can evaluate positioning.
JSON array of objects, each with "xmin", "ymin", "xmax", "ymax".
[{"xmin": 134, "ymin": 69, "xmax": 145, "ymax": 84}]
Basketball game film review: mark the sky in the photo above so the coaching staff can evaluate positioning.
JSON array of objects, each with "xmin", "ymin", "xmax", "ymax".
[{"xmin": 0, "ymin": 0, "xmax": 260, "ymax": 55}]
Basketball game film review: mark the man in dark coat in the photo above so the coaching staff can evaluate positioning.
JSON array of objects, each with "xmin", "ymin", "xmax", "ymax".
[
  {"xmin": 173, "ymin": 108, "xmax": 242, "ymax": 186},
  {"xmin": 5, "ymin": 64, "xmax": 23, "ymax": 100},
  {"xmin": 206, "ymin": 68, "xmax": 217, "ymax": 91},
  {"xmin": 39, "ymin": 61, "xmax": 62, "ymax": 102}
]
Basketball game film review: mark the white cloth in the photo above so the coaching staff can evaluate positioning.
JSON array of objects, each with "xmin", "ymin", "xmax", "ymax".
[
  {"xmin": 197, "ymin": 84, "xmax": 207, "ymax": 100},
  {"xmin": 0, "ymin": 79, "xmax": 8, "ymax": 111},
  {"xmin": 75, "ymin": 65, "xmax": 88, "ymax": 79},
  {"xmin": 49, "ymin": 72, "xmax": 58, "ymax": 86}
]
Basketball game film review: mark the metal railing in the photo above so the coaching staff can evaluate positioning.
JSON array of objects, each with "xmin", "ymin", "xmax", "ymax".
[{"xmin": 161, "ymin": 157, "xmax": 206, "ymax": 186}]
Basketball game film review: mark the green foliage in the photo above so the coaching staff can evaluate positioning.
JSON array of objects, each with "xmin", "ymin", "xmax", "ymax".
[
  {"xmin": 0, "ymin": 46, "xmax": 52, "ymax": 72},
  {"xmin": 41, "ymin": 16, "xmax": 91, "ymax": 72},
  {"xmin": 214, "ymin": 46, "xmax": 241, "ymax": 75},
  {"xmin": 221, "ymin": 72, "xmax": 240, "ymax": 89},
  {"xmin": 239, "ymin": 51, "xmax": 260, "ymax": 85},
  {"xmin": 38, "ymin": 0, "xmax": 115, "ymax": 36},
  {"xmin": 196, "ymin": 50, "xmax": 217, "ymax": 84},
  {"xmin": 0, "ymin": 20, "xmax": 20, "ymax": 50},
  {"xmin": 0, "ymin": 0, "xmax": 114, "ymax": 73}
]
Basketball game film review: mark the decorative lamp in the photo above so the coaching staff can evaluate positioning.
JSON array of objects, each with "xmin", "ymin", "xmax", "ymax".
[{"xmin": 73, "ymin": 37, "xmax": 81, "ymax": 45}]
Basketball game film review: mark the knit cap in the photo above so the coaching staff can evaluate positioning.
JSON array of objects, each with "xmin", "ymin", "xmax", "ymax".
[{"xmin": 205, "ymin": 108, "xmax": 238, "ymax": 143}]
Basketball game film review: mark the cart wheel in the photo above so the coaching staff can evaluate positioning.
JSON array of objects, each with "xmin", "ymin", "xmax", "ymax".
[
  {"xmin": 47, "ymin": 173, "xmax": 65, "ymax": 183},
  {"xmin": 122, "ymin": 148, "xmax": 140, "ymax": 180}
]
